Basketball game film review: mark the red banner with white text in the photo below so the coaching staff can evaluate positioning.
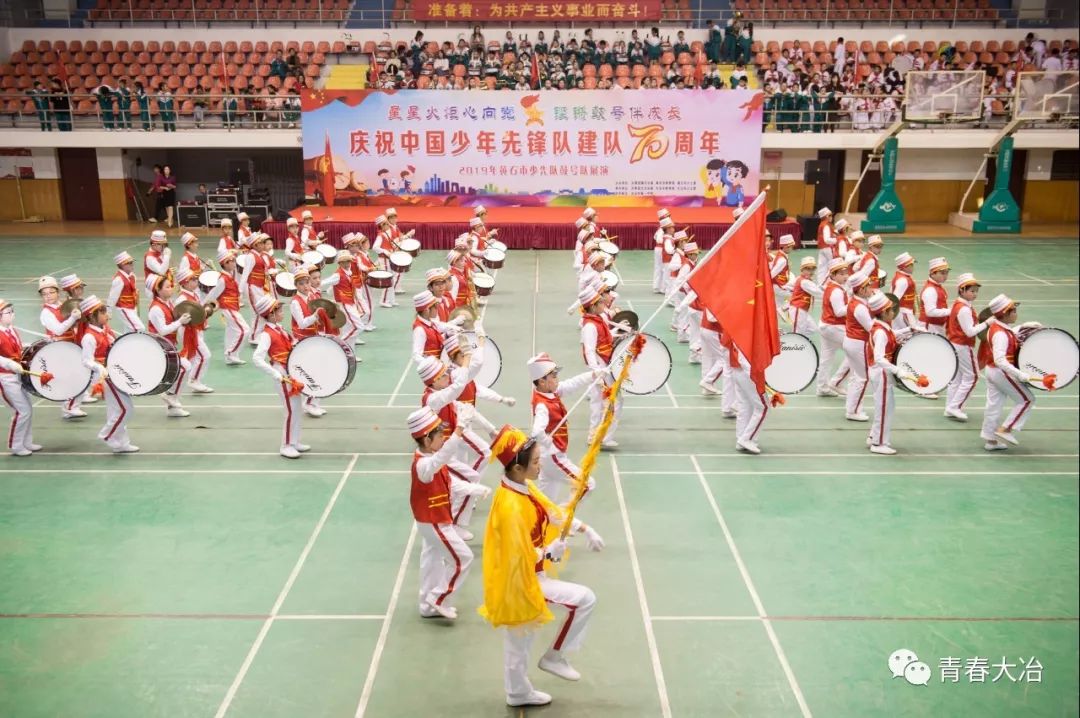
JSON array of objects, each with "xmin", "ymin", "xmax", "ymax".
[{"xmin": 411, "ymin": 0, "xmax": 661, "ymax": 22}]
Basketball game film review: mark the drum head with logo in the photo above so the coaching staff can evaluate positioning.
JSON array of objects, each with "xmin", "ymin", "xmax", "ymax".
[
  {"xmin": 765, "ymin": 332, "xmax": 820, "ymax": 394},
  {"xmin": 461, "ymin": 332, "xmax": 502, "ymax": 388},
  {"xmin": 1018, "ymin": 328, "xmax": 1079, "ymax": 391},
  {"xmin": 21, "ymin": 340, "xmax": 92, "ymax": 401},
  {"xmin": 895, "ymin": 332, "xmax": 958, "ymax": 395},
  {"xmin": 610, "ymin": 333, "xmax": 672, "ymax": 395},
  {"xmin": 288, "ymin": 335, "xmax": 357, "ymax": 398},
  {"xmin": 106, "ymin": 332, "xmax": 181, "ymax": 396}
]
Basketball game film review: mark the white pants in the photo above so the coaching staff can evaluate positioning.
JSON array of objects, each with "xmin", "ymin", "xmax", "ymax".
[
  {"xmin": 379, "ymin": 257, "xmax": 401, "ymax": 304},
  {"xmin": 248, "ymin": 286, "xmax": 268, "ymax": 343},
  {"xmin": 100, "ymin": 378, "xmax": 134, "ymax": 448},
  {"xmin": 815, "ymin": 249, "xmax": 831, "ymax": 284},
  {"xmin": 893, "ymin": 307, "xmax": 917, "ymax": 332},
  {"xmin": 869, "ymin": 367, "xmax": 894, "ymax": 447},
  {"xmin": 222, "ymin": 308, "xmax": 249, "ymax": 359},
  {"xmin": 700, "ymin": 328, "xmax": 724, "ymax": 386},
  {"xmin": 816, "ymin": 324, "xmax": 849, "ymax": 391},
  {"xmin": 732, "ymin": 366, "xmax": 768, "ymax": 444},
  {"xmin": 537, "ymin": 450, "xmax": 585, "ymax": 507},
  {"xmin": 925, "ymin": 323, "xmax": 946, "ymax": 337},
  {"xmin": 504, "ymin": 574, "xmax": 596, "ymax": 703},
  {"xmin": 673, "ymin": 295, "xmax": 690, "ymax": 339},
  {"xmin": 789, "ymin": 305, "xmax": 817, "ymax": 336},
  {"xmin": 842, "ymin": 337, "xmax": 869, "ymax": 415},
  {"xmin": 417, "ymin": 521, "xmax": 473, "ymax": 611},
  {"xmin": 588, "ymin": 382, "xmax": 622, "ymax": 442},
  {"xmin": 686, "ymin": 309, "xmax": 702, "ymax": 357},
  {"xmin": 114, "ymin": 307, "xmax": 144, "ymax": 334},
  {"xmin": 652, "ymin": 247, "xmax": 664, "ymax": 291},
  {"xmin": 355, "ymin": 289, "xmax": 372, "ymax": 329},
  {"xmin": 946, "ymin": 342, "xmax": 978, "ymax": 413},
  {"xmin": 448, "ymin": 430, "xmax": 489, "ymax": 527},
  {"xmin": 275, "ymin": 373, "xmax": 303, "ymax": 449},
  {"xmin": 339, "ymin": 303, "xmax": 362, "ymax": 344},
  {"xmin": 167, "ymin": 355, "xmax": 191, "ymax": 402},
  {"xmin": 0, "ymin": 374, "xmax": 33, "ymax": 453},
  {"xmin": 981, "ymin": 367, "xmax": 1034, "ymax": 438},
  {"xmin": 187, "ymin": 335, "xmax": 211, "ymax": 386}
]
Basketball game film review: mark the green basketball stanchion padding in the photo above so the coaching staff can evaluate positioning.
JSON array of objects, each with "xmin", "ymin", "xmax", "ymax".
[
  {"xmin": 973, "ymin": 135, "xmax": 1022, "ymax": 234},
  {"xmin": 862, "ymin": 136, "xmax": 905, "ymax": 233}
]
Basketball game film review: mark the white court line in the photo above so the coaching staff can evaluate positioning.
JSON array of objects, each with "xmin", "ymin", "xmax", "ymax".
[
  {"xmin": 690, "ymin": 455, "xmax": 812, "ymax": 718},
  {"xmin": 1017, "ymin": 271, "xmax": 1054, "ymax": 287},
  {"xmin": 38, "ymin": 451, "xmax": 413, "ymax": 457},
  {"xmin": 652, "ymin": 615, "xmax": 759, "ymax": 621},
  {"xmin": 611, "ymin": 457, "xmax": 672, "ymax": 718},
  {"xmin": 622, "ymin": 470, "xmax": 1078, "ymax": 476},
  {"xmin": 924, "ymin": 240, "xmax": 967, "ymax": 256},
  {"xmin": 617, "ymin": 452, "xmax": 1078, "ymax": 458},
  {"xmin": 354, "ymin": 522, "xmax": 417, "ymax": 718},
  {"xmin": 277, "ymin": 614, "xmax": 386, "ymax": 621},
  {"xmin": 663, "ymin": 382, "xmax": 679, "ymax": 408},
  {"xmin": 50, "ymin": 402, "xmax": 1078, "ymax": 412},
  {"xmin": 213, "ymin": 453, "xmax": 359, "ymax": 718},
  {"xmin": 0, "ymin": 469, "xmax": 404, "ymax": 475},
  {"xmin": 385, "ymin": 359, "xmax": 413, "ymax": 408}
]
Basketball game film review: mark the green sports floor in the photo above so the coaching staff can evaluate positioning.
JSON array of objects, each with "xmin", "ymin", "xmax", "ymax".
[{"xmin": 0, "ymin": 231, "xmax": 1077, "ymax": 718}]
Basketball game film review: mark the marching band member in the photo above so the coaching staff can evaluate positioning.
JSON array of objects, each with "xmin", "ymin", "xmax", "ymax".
[
  {"xmin": 251, "ymin": 294, "xmax": 310, "ymax": 459},
  {"xmin": 215, "ymin": 249, "xmax": 248, "ymax": 365},
  {"xmin": 347, "ymin": 233, "xmax": 378, "ymax": 332},
  {"xmin": 788, "ymin": 257, "xmax": 823, "ymax": 336},
  {"xmin": 698, "ymin": 308, "xmax": 724, "ymax": 396},
  {"xmin": 890, "ymin": 252, "xmax": 918, "ymax": 330},
  {"xmin": 241, "ymin": 233, "xmax": 274, "ymax": 344},
  {"xmin": 299, "ymin": 209, "xmax": 320, "ymax": 250},
  {"xmin": 665, "ymin": 229, "xmax": 690, "ymax": 311},
  {"xmin": 80, "ymin": 295, "xmax": 137, "ymax": 453},
  {"xmin": 866, "ymin": 291, "xmax": 904, "ymax": 455},
  {"xmin": 236, "ymin": 211, "xmax": 253, "ymax": 246},
  {"xmin": 571, "ymin": 217, "xmax": 590, "ymax": 272},
  {"xmin": 305, "ymin": 264, "xmax": 339, "ymax": 341},
  {"xmin": 528, "ymin": 352, "xmax": 599, "ymax": 505},
  {"xmin": 467, "ymin": 216, "xmax": 488, "ymax": 264},
  {"xmin": 770, "ymin": 234, "xmax": 795, "ymax": 323},
  {"xmin": 175, "ymin": 268, "xmax": 217, "ymax": 394},
  {"xmin": 427, "ymin": 267, "xmax": 456, "ymax": 323},
  {"xmin": 660, "ymin": 220, "xmax": 679, "ymax": 296},
  {"xmin": 815, "ymin": 257, "xmax": 852, "ymax": 397},
  {"xmin": 945, "ymin": 273, "xmax": 990, "ymax": 422},
  {"xmin": 842, "ymin": 269, "xmax": 875, "ymax": 421},
  {"xmin": 979, "ymin": 294, "xmax": 1035, "ymax": 451},
  {"xmin": 831, "ymin": 218, "xmax": 850, "ymax": 261},
  {"xmin": 577, "ymin": 250, "xmax": 610, "ymax": 294},
  {"xmin": 320, "ymin": 250, "xmax": 363, "ymax": 346},
  {"xmin": 373, "ymin": 214, "xmax": 400, "ymax": 307},
  {"xmin": 856, "ymin": 234, "xmax": 884, "ymax": 288},
  {"xmin": 579, "ymin": 284, "xmax": 621, "ymax": 449},
  {"xmin": 654, "ymin": 210, "xmax": 673, "ymax": 293},
  {"xmin": 842, "ymin": 230, "xmax": 864, "ymax": 264},
  {"xmin": 143, "ymin": 230, "xmax": 171, "ymax": 299},
  {"xmin": 447, "ymin": 248, "xmax": 474, "ymax": 310},
  {"xmin": 289, "ymin": 265, "xmax": 329, "ymax": 419},
  {"xmin": 480, "ymin": 424, "xmax": 604, "ymax": 708},
  {"xmin": 671, "ymin": 241, "xmax": 701, "ymax": 344},
  {"xmin": 0, "ymin": 298, "xmax": 40, "ymax": 456},
  {"xmin": 473, "ymin": 205, "xmax": 498, "ymax": 249},
  {"xmin": 919, "ymin": 257, "xmax": 951, "ymax": 336},
  {"xmin": 217, "ymin": 217, "xmax": 235, "ymax": 254},
  {"xmin": 814, "ymin": 207, "xmax": 835, "ymax": 284},
  {"xmin": 60, "ymin": 274, "xmax": 87, "ymax": 303},
  {"xmin": 283, "ymin": 217, "xmax": 303, "ymax": 270},
  {"xmin": 146, "ymin": 275, "xmax": 193, "ymax": 417},
  {"xmin": 412, "ymin": 290, "xmax": 447, "ymax": 364},
  {"xmin": 178, "ymin": 232, "xmax": 204, "ymax": 277},
  {"xmin": 38, "ymin": 276, "xmax": 87, "ymax": 419},
  {"xmin": 407, "ymin": 406, "xmax": 490, "ymax": 620},
  {"xmin": 417, "ymin": 349, "xmax": 488, "ymax": 540},
  {"xmin": 109, "ymin": 251, "xmax": 145, "ymax": 333},
  {"xmin": 724, "ymin": 330, "xmax": 769, "ymax": 454}
]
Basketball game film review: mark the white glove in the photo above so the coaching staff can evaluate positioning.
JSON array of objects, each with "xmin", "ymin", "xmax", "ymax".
[
  {"xmin": 473, "ymin": 320, "xmax": 485, "ymax": 338},
  {"xmin": 179, "ymin": 313, "xmax": 193, "ymax": 325},
  {"xmin": 272, "ymin": 370, "xmax": 284, "ymax": 382},
  {"xmin": 545, "ymin": 538, "xmax": 568, "ymax": 563},
  {"xmin": 501, "ymin": 396, "xmax": 517, "ymax": 407},
  {"xmin": 70, "ymin": 308, "xmax": 82, "ymax": 320},
  {"xmin": 583, "ymin": 525, "xmax": 605, "ymax": 552},
  {"xmin": 592, "ymin": 368, "xmax": 609, "ymax": 382},
  {"xmin": 586, "ymin": 475, "xmax": 596, "ymax": 492},
  {"xmin": 467, "ymin": 483, "xmax": 492, "ymax": 500},
  {"xmin": 457, "ymin": 403, "xmax": 476, "ymax": 431},
  {"xmin": 1019, "ymin": 372, "xmax": 1032, "ymax": 383}
]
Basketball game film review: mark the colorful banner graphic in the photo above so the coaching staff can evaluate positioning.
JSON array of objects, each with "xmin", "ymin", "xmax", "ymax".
[
  {"xmin": 411, "ymin": 0, "xmax": 661, "ymax": 21},
  {"xmin": 302, "ymin": 89, "xmax": 763, "ymax": 208}
]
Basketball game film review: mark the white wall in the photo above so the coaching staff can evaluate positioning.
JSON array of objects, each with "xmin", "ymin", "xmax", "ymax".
[
  {"xmin": 30, "ymin": 147, "xmax": 58, "ymax": 179},
  {"xmin": 95, "ymin": 147, "xmax": 125, "ymax": 179}
]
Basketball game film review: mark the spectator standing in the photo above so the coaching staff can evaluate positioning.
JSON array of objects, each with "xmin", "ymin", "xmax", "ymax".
[
  {"xmin": 50, "ymin": 79, "xmax": 72, "ymax": 131},
  {"xmin": 27, "ymin": 80, "xmax": 52, "ymax": 131},
  {"xmin": 270, "ymin": 50, "xmax": 289, "ymax": 82},
  {"xmin": 116, "ymin": 78, "xmax": 132, "ymax": 129},
  {"xmin": 135, "ymin": 81, "xmax": 152, "ymax": 130},
  {"xmin": 93, "ymin": 83, "xmax": 116, "ymax": 131},
  {"xmin": 157, "ymin": 84, "xmax": 176, "ymax": 132},
  {"xmin": 151, "ymin": 165, "xmax": 178, "ymax": 227}
]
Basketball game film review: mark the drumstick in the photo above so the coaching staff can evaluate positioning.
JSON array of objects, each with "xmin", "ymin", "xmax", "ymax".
[{"xmin": 21, "ymin": 369, "xmax": 55, "ymax": 386}]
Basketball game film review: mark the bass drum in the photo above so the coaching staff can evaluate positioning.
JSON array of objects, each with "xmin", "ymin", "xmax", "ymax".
[
  {"xmin": 1018, "ymin": 327, "xmax": 1079, "ymax": 391},
  {"xmin": 21, "ymin": 340, "xmax": 92, "ymax": 401},
  {"xmin": 895, "ymin": 332, "xmax": 958, "ymax": 395},
  {"xmin": 288, "ymin": 335, "xmax": 357, "ymax": 398},
  {"xmin": 460, "ymin": 331, "xmax": 502, "ymax": 388},
  {"xmin": 609, "ymin": 333, "xmax": 672, "ymax": 395},
  {"xmin": 765, "ymin": 332, "xmax": 820, "ymax": 394},
  {"xmin": 106, "ymin": 332, "xmax": 181, "ymax": 396}
]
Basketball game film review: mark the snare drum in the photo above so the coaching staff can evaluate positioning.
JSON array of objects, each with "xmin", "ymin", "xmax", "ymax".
[
  {"xmin": 106, "ymin": 332, "xmax": 181, "ymax": 396},
  {"xmin": 473, "ymin": 274, "xmax": 496, "ymax": 297},
  {"xmin": 600, "ymin": 270, "xmax": 619, "ymax": 290},
  {"xmin": 317, "ymin": 244, "xmax": 338, "ymax": 264},
  {"xmin": 895, "ymin": 332, "xmax": 958, "ymax": 395},
  {"xmin": 765, "ymin": 332, "xmax": 820, "ymax": 394},
  {"xmin": 399, "ymin": 238, "xmax": 421, "ymax": 257},
  {"xmin": 489, "ymin": 240, "xmax": 507, "ymax": 254},
  {"xmin": 275, "ymin": 272, "xmax": 297, "ymax": 297},
  {"xmin": 608, "ymin": 333, "xmax": 672, "ymax": 395},
  {"xmin": 598, "ymin": 240, "xmax": 620, "ymax": 258},
  {"xmin": 288, "ymin": 335, "xmax": 357, "ymax": 398},
  {"xmin": 389, "ymin": 251, "xmax": 413, "ymax": 273},
  {"xmin": 198, "ymin": 270, "xmax": 221, "ymax": 296},
  {"xmin": 1018, "ymin": 327, "xmax": 1079, "ymax": 391},
  {"xmin": 367, "ymin": 270, "xmax": 394, "ymax": 289},
  {"xmin": 461, "ymin": 332, "xmax": 502, "ymax": 388},
  {"xmin": 20, "ymin": 340, "xmax": 92, "ymax": 402},
  {"xmin": 234, "ymin": 253, "xmax": 252, "ymax": 271},
  {"xmin": 482, "ymin": 248, "xmax": 506, "ymax": 270},
  {"xmin": 302, "ymin": 250, "xmax": 324, "ymax": 269}
]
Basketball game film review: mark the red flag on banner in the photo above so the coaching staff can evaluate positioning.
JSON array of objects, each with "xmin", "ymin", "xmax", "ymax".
[
  {"xmin": 530, "ymin": 53, "xmax": 540, "ymax": 89},
  {"xmin": 687, "ymin": 197, "xmax": 780, "ymax": 393},
  {"xmin": 321, "ymin": 133, "xmax": 336, "ymax": 206}
]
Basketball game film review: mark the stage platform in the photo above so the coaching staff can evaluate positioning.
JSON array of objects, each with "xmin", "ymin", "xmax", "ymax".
[{"xmin": 261, "ymin": 205, "xmax": 803, "ymax": 250}]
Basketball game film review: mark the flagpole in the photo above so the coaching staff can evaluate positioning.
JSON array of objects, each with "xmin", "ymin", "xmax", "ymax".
[{"xmin": 545, "ymin": 188, "xmax": 770, "ymax": 439}]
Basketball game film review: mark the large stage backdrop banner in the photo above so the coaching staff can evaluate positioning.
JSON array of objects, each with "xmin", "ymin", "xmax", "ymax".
[{"xmin": 301, "ymin": 88, "xmax": 764, "ymax": 209}]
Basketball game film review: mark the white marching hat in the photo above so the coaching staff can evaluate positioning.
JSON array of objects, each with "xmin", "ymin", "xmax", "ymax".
[
  {"xmin": 416, "ymin": 356, "xmax": 448, "ymax": 384},
  {"xmin": 425, "ymin": 267, "xmax": 449, "ymax": 284},
  {"xmin": 301, "ymin": 209, "xmax": 313, "ymax": 220},
  {"xmin": 988, "ymin": 293, "xmax": 1018, "ymax": 316},
  {"xmin": 895, "ymin": 252, "xmax": 915, "ymax": 267},
  {"xmin": 473, "ymin": 205, "xmax": 485, "ymax": 215},
  {"xmin": 336, "ymin": 250, "xmax": 353, "ymax": 264},
  {"xmin": 79, "ymin": 295, "xmax": 105, "ymax": 315},
  {"xmin": 657, "ymin": 208, "xmax": 671, "ymax": 219},
  {"xmin": 150, "ymin": 229, "xmax": 168, "ymax": 243},
  {"xmin": 928, "ymin": 256, "xmax": 949, "ymax": 272},
  {"xmin": 847, "ymin": 270, "xmax": 873, "ymax": 290},
  {"xmin": 469, "ymin": 217, "xmax": 483, "ymax": 228},
  {"xmin": 413, "ymin": 290, "xmax": 438, "ymax": 312},
  {"xmin": 828, "ymin": 257, "xmax": 851, "ymax": 273},
  {"xmin": 659, "ymin": 216, "xmax": 674, "ymax": 228},
  {"xmin": 407, "ymin": 406, "xmax": 442, "ymax": 438},
  {"xmin": 574, "ymin": 217, "xmax": 586, "ymax": 229},
  {"xmin": 867, "ymin": 234, "xmax": 883, "ymax": 246},
  {"xmin": 673, "ymin": 229, "xmax": 688, "ymax": 241},
  {"xmin": 175, "ymin": 267, "xmax": 195, "ymax": 283},
  {"xmin": 254, "ymin": 294, "xmax": 280, "ymax": 316},
  {"xmin": 217, "ymin": 249, "xmax": 236, "ymax": 263},
  {"xmin": 220, "ymin": 217, "xmax": 233, "ymax": 226},
  {"xmin": 849, "ymin": 230, "xmax": 865, "ymax": 242},
  {"xmin": 386, "ymin": 207, "xmax": 398, "ymax": 216},
  {"xmin": 956, "ymin": 272, "xmax": 981, "ymax": 289},
  {"xmin": 778, "ymin": 234, "xmax": 795, "ymax": 247},
  {"xmin": 817, "ymin": 207, "xmax": 832, "ymax": 218},
  {"xmin": 867, "ymin": 290, "xmax": 892, "ymax": 313},
  {"xmin": 374, "ymin": 214, "xmax": 388, "ymax": 226},
  {"xmin": 578, "ymin": 284, "xmax": 605, "ymax": 308},
  {"xmin": 582, "ymin": 207, "xmax": 597, "ymax": 219},
  {"xmin": 684, "ymin": 241, "xmax": 700, "ymax": 253},
  {"xmin": 833, "ymin": 218, "xmax": 849, "ymax": 231},
  {"xmin": 63, "ymin": 276, "xmax": 88, "ymax": 293},
  {"xmin": 527, "ymin": 352, "xmax": 560, "ymax": 382},
  {"xmin": 800, "ymin": 256, "xmax": 817, "ymax": 269},
  {"xmin": 37, "ymin": 276, "xmax": 59, "ymax": 292},
  {"xmin": 115, "ymin": 251, "xmax": 135, "ymax": 265},
  {"xmin": 286, "ymin": 217, "xmax": 299, "ymax": 226},
  {"xmin": 237, "ymin": 211, "xmax": 250, "ymax": 221},
  {"xmin": 181, "ymin": 231, "xmax": 198, "ymax": 246}
]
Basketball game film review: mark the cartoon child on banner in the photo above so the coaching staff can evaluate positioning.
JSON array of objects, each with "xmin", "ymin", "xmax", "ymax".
[
  {"xmin": 400, "ymin": 165, "xmax": 415, "ymax": 194},
  {"xmin": 699, "ymin": 158, "xmax": 749, "ymax": 207}
]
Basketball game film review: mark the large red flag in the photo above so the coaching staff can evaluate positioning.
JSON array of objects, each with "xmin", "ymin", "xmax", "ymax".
[
  {"xmin": 530, "ymin": 53, "xmax": 540, "ymax": 89},
  {"xmin": 321, "ymin": 133, "xmax": 336, "ymax": 206},
  {"xmin": 687, "ymin": 197, "xmax": 780, "ymax": 393}
]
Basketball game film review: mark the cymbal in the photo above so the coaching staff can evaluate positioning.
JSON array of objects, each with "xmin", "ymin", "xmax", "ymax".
[
  {"xmin": 173, "ymin": 300, "xmax": 206, "ymax": 325},
  {"xmin": 330, "ymin": 308, "xmax": 347, "ymax": 330},
  {"xmin": 449, "ymin": 306, "xmax": 476, "ymax": 330},
  {"xmin": 60, "ymin": 298, "xmax": 79, "ymax": 319},
  {"xmin": 309, "ymin": 298, "xmax": 339, "ymax": 318},
  {"xmin": 611, "ymin": 310, "xmax": 640, "ymax": 331}
]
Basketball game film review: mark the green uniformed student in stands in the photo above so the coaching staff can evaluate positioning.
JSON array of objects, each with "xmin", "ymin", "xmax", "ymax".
[
  {"xmin": 706, "ymin": 19, "xmax": 721, "ymax": 63},
  {"xmin": 94, "ymin": 84, "xmax": 115, "ymax": 131},
  {"xmin": 157, "ymin": 83, "xmax": 176, "ymax": 132},
  {"xmin": 135, "ymin": 81, "xmax": 152, "ymax": 131},
  {"xmin": 672, "ymin": 31, "xmax": 690, "ymax": 58},
  {"xmin": 28, "ymin": 81, "xmax": 51, "ymax": 131},
  {"xmin": 115, "ymin": 78, "xmax": 132, "ymax": 130}
]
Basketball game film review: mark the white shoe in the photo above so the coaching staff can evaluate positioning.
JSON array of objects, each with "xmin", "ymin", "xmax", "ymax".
[
  {"xmin": 866, "ymin": 437, "xmax": 873, "ymax": 447},
  {"xmin": 161, "ymin": 394, "xmax": 179, "ymax": 409},
  {"xmin": 984, "ymin": 441, "xmax": 1008, "ymax": 451},
  {"xmin": 419, "ymin": 603, "xmax": 441, "ymax": 618},
  {"xmin": 507, "ymin": 690, "xmax": 552, "ymax": 707},
  {"xmin": 919, "ymin": 392, "xmax": 939, "ymax": 400},
  {"xmin": 304, "ymin": 407, "xmax": 324, "ymax": 418},
  {"xmin": 10, "ymin": 448, "xmax": 32, "ymax": 457},
  {"xmin": 27, "ymin": 443, "xmax": 43, "ymax": 452},
  {"xmin": 828, "ymin": 383, "xmax": 847, "ymax": 396},
  {"xmin": 815, "ymin": 387, "xmax": 839, "ymax": 397},
  {"xmin": 870, "ymin": 444, "xmax": 897, "ymax": 455},
  {"xmin": 845, "ymin": 412, "xmax": 869, "ymax": 422},
  {"xmin": 379, "ymin": 302, "xmax": 394, "ymax": 309},
  {"xmin": 431, "ymin": 603, "xmax": 457, "ymax": 620},
  {"xmin": 363, "ymin": 324, "xmax": 376, "ymax": 331},
  {"xmin": 394, "ymin": 288, "xmax": 405, "ymax": 295},
  {"xmin": 736, "ymin": 438, "xmax": 761, "ymax": 454},
  {"xmin": 279, "ymin": 445, "xmax": 300, "ymax": 459},
  {"xmin": 539, "ymin": 650, "xmax": 581, "ymax": 681},
  {"xmin": 225, "ymin": 356, "xmax": 246, "ymax": 366},
  {"xmin": 677, "ymin": 336, "xmax": 690, "ymax": 344},
  {"xmin": 354, "ymin": 336, "xmax": 366, "ymax": 345},
  {"xmin": 722, "ymin": 409, "xmax": 737, "ymax": 419},
  {"xmin": 292, "ymin": 443, "xmax": 311, "ymax": 453},
  {"xmin": 994, "ymin": 429, "xmax": 1019, "ymax": 446},
  {"xmin": 62, "ymin": 409, "xmax": 88, "ymax": 419},
  {"xmin": 83, "ymin": 395, "xmax": 99, "ymax": 403},
  {"xmin": 454, "ymin": 526, "xmax": 474, "ymax": 541},
  {"xmin": 601, "ymin": 439, "xmax": 619, "ymax": 449},
  {"xmin": 167, "ymin": 406, "xmax": 190, "ymax": 418},
  {"xmin": 944, "ymin": 408, "xmax": 968, "ymax": 421},
  {"xmin": 688, "ymin": 354, "xmax": 702, "ymax": 365},
  {"xmin": 699, "ymin": 380, "xmax": 719, "ymax": 395},
  {"xmin": 189, "ymin": 382, "xmax": 214, "ymax": 393},
  {"xmin": 112, "ymin": 443, "xmax": 140, "ymax": 453}
]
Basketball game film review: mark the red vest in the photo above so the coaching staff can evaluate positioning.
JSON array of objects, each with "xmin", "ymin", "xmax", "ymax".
[
  {"xmin": 177, "ymin": 289, "xmax": 205, "ymax": 359},
  {"xmin": 947, "ymin": 300, "xmax": 977, "ymax": 347},
  {"xmin": 183, "ymin": 251, "xmax": 202, "ymax": 275},
  {"xmin": 114, "ymin": 271, "xmax": 139, "ymax": 309},
  {"xmin": 450, "ymin": 266, "xmax": 472, "ymax": 306},
  {"xmin": 436, "ymin": 293, "xmax": 455, "ymax": 323},
  {"xmin": 150, "ymin": 298, "xmax": 177, "ymax": 345},
  {"xmin": 581, "ymin": 314, "xmax": 613, "ymax": 365},
  {"xmin": 85, "ymin": 323, "xmax": 115, "ymax": 365},
  {"xmin": 422, "ymin": 386, "xmax": 457, "ymax": 438},
  {"xmin": 219, "ymin": 272, "xmax": 241, "ymax": 311},
  {"xmin": 220, "ymin": 233, "xmax": 236, "ymax": 251},
  {"xmin": 790, "ymin": 277, "xmax": 814, "ymax": 310},
  {"xmin": 413, "ymin": 318, "xmax": 444, "ymax": 357},
  {"xmin": 458, "ymin": 380, "xmax": 477, "ymax": 405},
  {"xmin": 291, "ymin": 293, "xmax": 317, "ymax": 339},
  {"xmin": 866, "ymin": 322, "xmax": 897, "ymax": 367},
  {"xmin": 0, "ymin": 327, "xmax": 23, "ymax": 374},
  {"xmin": 845, "ymin": 298, "xmax": 870, "ymax": 341},
  {"xmin": 333, "ymin": 266, "xmax": 356, "ymax": 304},
  {"xmin": 892, "ymin": 271, "xmax": 916, "ymax": 309},
  {"xmin": 248, "ymin": 253, "xmax": 270, "ymax": 294},
  {"xmin": 143, "ymin": 250, "xmax": 165, "ymax": 278},
  {"xmin": 771, "ymin": 251, "xmax": 789, "ymax": 287},
  {"xmin": 979, "ymin": 322, "xmax": 1018, "ymax": 370},
  {"xmin": 919, "ymin": 280, "xmax": 948, "ymax": 326},
  {"xmin": 410, "ymin": 450, "xmax": 454, "ymax": 524},
  {"xmin": 856, "ymin": 253, "xmax": 879, "ymax": 288},
  {"xmin": 816, "ymin": 219, "xmax": 833, "ymax": 249},
  {"xmin": 532, "ymin": 389, "xmax": 570, "ymax": 452},
  {"xmin": 42, "ymin": 304, "xmax": 78, "ymax": 342},
  {"xmin": 264, "ymin": 324, "xmax": 293, "ymax": 367},
  {"xmin": 821, "ymin": 282, "xmax": 846, "ymax": 326}
]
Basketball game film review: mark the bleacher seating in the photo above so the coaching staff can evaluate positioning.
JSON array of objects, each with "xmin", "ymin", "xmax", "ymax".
[
  {"xmin": 87, "ymin": 0, "xmax": 352, "ymax": 24},
  {"xmin": 729, "ymin": 0, "xmax": 998, "ymax": 22}
]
